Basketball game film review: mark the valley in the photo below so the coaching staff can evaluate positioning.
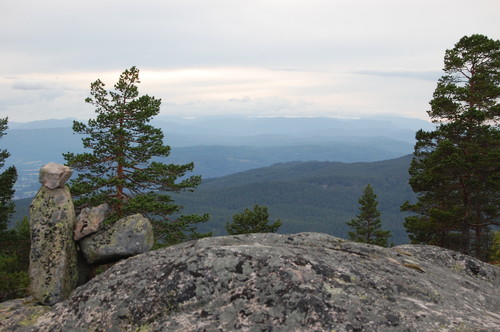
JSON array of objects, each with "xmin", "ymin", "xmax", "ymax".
[{"xmin": 8, "ymin": 116, "xmax": 427, "ymax": 244}]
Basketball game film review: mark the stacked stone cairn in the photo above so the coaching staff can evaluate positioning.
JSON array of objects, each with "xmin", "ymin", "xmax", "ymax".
[
  {"xmin": 29, "ymin": 163, "xmax": 78, "ymax": 305},
  {"xmin": 29, "ymin": 163, "xmax": 154, "ymax": 306}
]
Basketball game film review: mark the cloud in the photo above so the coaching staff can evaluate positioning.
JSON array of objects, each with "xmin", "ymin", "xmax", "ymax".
[
  {"xmin": 353, "ymin": 69, "xmax": 443, "ymax": 82},
  {"xmin": 12, "ymin": 80, "xmax": 50, "ymax": 90},
  {"xmin": 0, "ymin": 66, "xmax": 438, "ymax": 122},
  {"xmin": 2, "ymin": 0, "xmax": 498, "ymax": 75},
  {"xmin": 1, "ymin": 0, "xmax": 498, "ymax": 122},
  {"xmin": 229, "ymin": 96, "xmax": 251, "ymax": 103}
]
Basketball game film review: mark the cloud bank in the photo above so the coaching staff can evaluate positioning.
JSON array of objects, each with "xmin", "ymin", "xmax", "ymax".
[{"xmin": 1, "ymin": 0, "xmax": 499, "ymax": 121}]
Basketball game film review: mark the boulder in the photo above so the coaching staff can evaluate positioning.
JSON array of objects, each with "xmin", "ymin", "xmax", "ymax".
[
  {"xmin": 5, "ymin": 233, "xmax": 498, "ymax": 331},
  {"xmin": 79, "ymin": 213, "xmax": 154, "ymax": 264},
  {"xmin": 0, "ymin": 298, "xmax": 50, "ymax": 332},
  {"xmin": 38, "ymin": 163, "xmax": 72, "ymax": 189},
  {"xmin": 73, "ymin": 203, "xmax": 108, "ymax": 241},
  {"xmin": 29, "ymin": 185, "xmax": 78, "ymax": 306}
]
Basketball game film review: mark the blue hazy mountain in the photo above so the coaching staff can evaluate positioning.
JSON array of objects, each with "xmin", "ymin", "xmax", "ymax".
[{"xmin": 4, "ymin": 115, "xmax": 430, "ymax": 198}]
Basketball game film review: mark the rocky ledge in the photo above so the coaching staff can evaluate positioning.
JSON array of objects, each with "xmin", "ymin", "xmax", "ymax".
[{"xmin": 1, "ymin": 232, "xmax": 499, "ymax": 331}]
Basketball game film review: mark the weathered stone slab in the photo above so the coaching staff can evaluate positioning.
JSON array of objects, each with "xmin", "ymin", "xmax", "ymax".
[
  {"xmin": 4, "ymin": 233, "xmax": 500, "ymax": 331},
  {"xmin": 28, "ymin": 233, "xmax": 500, "ymax": 331},
  {"xmin": 38, "ymin": 163, "xmax": 72, "ymax": 189},
  {"xmin": 79, "ymin": 214, "xmax": 154, "ymax": 264},
  {"xmin": 29, "ymin": 185, "xmax": 78, "ymax": 305},
  {"xmin": 74, "ymin": 203, "xmax": 108, "ymax": 241}
]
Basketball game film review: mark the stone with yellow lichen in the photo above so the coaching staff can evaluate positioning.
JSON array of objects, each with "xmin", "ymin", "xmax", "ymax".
[
  {"xmin": 29, "ymin": 184, "xmax": 78, "ymax": 306},
  {"xmin": 79, "ymin": 213, "xmax": 154, "ymax": 265}
]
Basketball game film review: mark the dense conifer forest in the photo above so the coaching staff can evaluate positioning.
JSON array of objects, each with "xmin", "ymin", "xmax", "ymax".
[
  {"xmin": 12, "ymin": 155, "xmax": 414, "ymax": 244},
  {"xmin": 170, "ymin": 155, "xmax": 414, "ymax": 244}
]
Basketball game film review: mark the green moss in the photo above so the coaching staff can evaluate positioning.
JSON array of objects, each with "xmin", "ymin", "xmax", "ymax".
[
  {"xmin": 133, "ymin": 325, "xmax": 151, "ymax": 332},
  {"xmin": 0, "ymin": 299, "xmax": 50, "ymax": 329},
  {"xmin": 18, "ymin": 306, "xmax": 50, "ymax": 326}
]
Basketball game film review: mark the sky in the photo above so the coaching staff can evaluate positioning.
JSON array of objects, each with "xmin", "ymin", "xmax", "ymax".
[{"xmin": 1, "ymin": 0, "xmax": 499, "ymax": 122}]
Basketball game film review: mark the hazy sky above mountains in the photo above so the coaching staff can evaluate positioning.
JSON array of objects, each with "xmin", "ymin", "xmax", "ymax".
[{"xmin": 1, "ymin": 0, "xmax": 499, "ymax": 122}]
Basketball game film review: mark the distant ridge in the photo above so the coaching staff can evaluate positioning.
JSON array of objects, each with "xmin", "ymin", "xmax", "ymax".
[
  {"xmin": 9, "ymin": 118, "xmax": 77, "ymax": 129},
  {"xmin": 4, "ymin": 115, "xmax": 424, "ymax": 199}
]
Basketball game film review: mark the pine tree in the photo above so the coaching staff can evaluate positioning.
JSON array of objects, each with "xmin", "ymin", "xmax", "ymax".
[
  {"xmin": 225, "ymin": 204, "xmax": 282, "ymax": 235},
  {"xmin": 0, "ymin": 117, "xmax": 17, "ymax": 232},
  {"xmin": 0, "ymin": 117, "xmax": 24, "ymax": 301},
  {"xmin": 64, "ymin": 67, "xmax": 209, "ymax": 246},
  {"xmin": 347, "ymin": 184, "xmax": 391, "ymax": 247},
  {"xmin": 0, "ymin": 217, "xmax": 30, "ymax": 301},
  {"xmin": 402, "ymin": 35, "xmax": 500, "ymax": 260}
]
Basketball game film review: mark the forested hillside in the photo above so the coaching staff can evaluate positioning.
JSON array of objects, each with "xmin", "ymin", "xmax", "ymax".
[
  {"xmin": 171, "ymin": 155, "xmax": 414, "ymax": 244},
  {"xmin": 8, "ymin": 115, "xmax": 423, "ymax": 244},
  {"xmin": 12, "ymin": 155, "xmax": 414, "ymax": 243}
]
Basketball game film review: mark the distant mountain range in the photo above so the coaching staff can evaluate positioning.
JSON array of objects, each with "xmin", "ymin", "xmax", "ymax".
[{"xmin": 4, "ymin": 115, "xmax": 431, "ymax": 199}]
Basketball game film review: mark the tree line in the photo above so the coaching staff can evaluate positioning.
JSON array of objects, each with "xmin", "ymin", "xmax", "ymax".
[{"xmin": 1, "ymin": 34, "xmax": 499, "ymax": 301}]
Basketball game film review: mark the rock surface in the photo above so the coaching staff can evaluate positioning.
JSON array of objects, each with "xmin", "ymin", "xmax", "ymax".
[
  {"xmin": 29, "ymin": 185, "xmax": 78, "ymax": 306},
  {"xmin": 38, "ymin": 163, "xmax": 72, "ymax": 189},
  {"xmin": 2, "ymin": 233, "xmax": 499, "ymax": 331},
  {"xmin": 0, "ymin": 298, "xmax": 50, "ymax": 331},
  {"xmin": 79, "ymin": 213, "xmax": 154, "ymax": 264},
  {"xmin": 74, "ymin": 203, "xmax": 108, "ymax": 241}
]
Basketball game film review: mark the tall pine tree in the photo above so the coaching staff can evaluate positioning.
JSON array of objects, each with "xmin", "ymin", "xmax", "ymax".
[
  {"xmin": 0, "ymin": 117, "xmax": 17, "ymax": 232},
  {"xmin": 64, "ymin": 67, "xmax": 209, "ymax": 246},
  {"xmin": 0, "ymin": 117, "xmax": 26, "ymax": 301},
  {"xmin": 347, "ymin": 184, "xmax": 390, "ymax": 247},
  {"xmin": 402, "ymin": 35, "xmax": 500, "ymax": 260}
]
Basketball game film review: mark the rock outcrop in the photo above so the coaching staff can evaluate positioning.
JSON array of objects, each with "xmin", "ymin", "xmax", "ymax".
[
  {"xmin": 73, "ymin": 203, "xmax": 108, "ymax": 241},
  {"xmin": 0, "ymin": 298, "xmax": 50, "ymax": 331},
  {"xmin": 3, "ymin": 232, "xmax": 499, "ymax": 331},
  {"xmin": 28, "ymin": 164, "xmax": 78, "ymax": 306},
  {"xmin": 79, "ymin": 213, "xmax": 154, "ymax": 264}
]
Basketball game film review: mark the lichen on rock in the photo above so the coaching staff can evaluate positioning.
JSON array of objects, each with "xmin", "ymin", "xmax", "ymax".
[
  {"xmin": 29, "ymin": 185, "xmax": 78, "ymax": 306},
  {"xmin": 79, "ymin": 213, "xmax": 154, "ymax": 265},
  {"xmin": 9, "ymin": 232, "xmax": 498, "ymax": 331},
  {"xmin": 0, "ymin": 297, "xmax": 50, "ymax": 331}
]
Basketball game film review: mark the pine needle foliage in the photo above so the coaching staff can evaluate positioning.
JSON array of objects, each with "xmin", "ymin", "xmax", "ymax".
[
  {"xmin": 0, "ymin": 117, "xmax": 17, "ymax": 233},
  {"xmin": 402, "ymin": 35, "xmax": 500, "ymax": 260},
  {"xmin": 347, "ymin": 184, "xmax": 391, "ymax": 247},
  {"xmin": 64, "ymin": 67, "xmax": 209, "ymax": 246},
  {"xmin": 225, "ymin": 204, "xmax": 282, "ymax": 235}
]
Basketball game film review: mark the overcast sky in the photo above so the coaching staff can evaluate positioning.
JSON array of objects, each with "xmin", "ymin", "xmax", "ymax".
[{"xmin": 1, "ymin": 0, "xmax": 499, "ymax": 122}]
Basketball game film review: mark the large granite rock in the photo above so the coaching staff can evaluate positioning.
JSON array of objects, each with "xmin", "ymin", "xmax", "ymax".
[
  {"xmin": 29, "ymin": 184, "xmax": 78, "ymax": 306},
  {"xmin": 79, "ymin": 213, "xmax": 154, "ymax": 264},
  {"xmin": 0, "ymin": 298, "xmax": 50, "ymax": 331},
  {"xmin": 4, "ymin": 233, "xmax": 498, "ymax": 331}
]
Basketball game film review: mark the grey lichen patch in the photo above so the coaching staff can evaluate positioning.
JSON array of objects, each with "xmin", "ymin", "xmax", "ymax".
[{"xmin": 7, "ymin": 233, "xmax": 500, "ymax": 331}]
